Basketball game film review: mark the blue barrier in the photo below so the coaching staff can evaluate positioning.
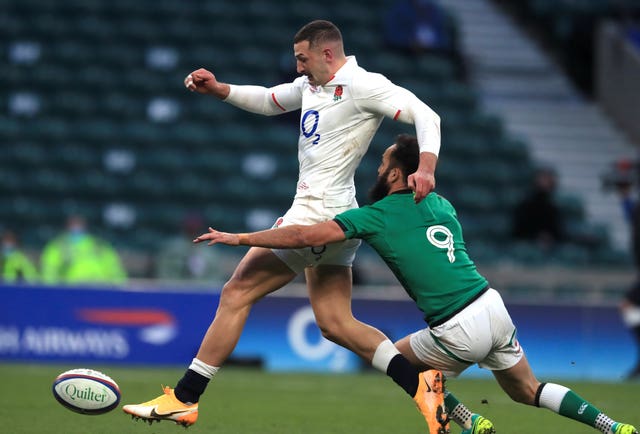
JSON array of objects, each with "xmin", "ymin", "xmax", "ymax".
[{"xmin": 0, "ymin": 284, "xmax": 635, "ymax": 380}]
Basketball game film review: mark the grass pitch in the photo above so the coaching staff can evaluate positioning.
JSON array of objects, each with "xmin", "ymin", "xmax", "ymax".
[{"xmin": 2, "ymin": 363, "xmax": 638, "ymax": 433}]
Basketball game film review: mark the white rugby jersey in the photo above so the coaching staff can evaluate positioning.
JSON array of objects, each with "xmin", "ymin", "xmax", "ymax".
[{"xmin": 225, "ymin": 56, "xmax": 440, "ymax": 208}]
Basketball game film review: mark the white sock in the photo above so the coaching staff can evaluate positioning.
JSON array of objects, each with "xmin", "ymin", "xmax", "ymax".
[
  {"xmin": 371, "ymin": 339, "xmax": 400, "ymax": 373},
  {"xmin": 538, "ymin": 383, "xmax": 570, "ymax": 412},
  {"xmin": 189, "ymin": 358, "xmax": 220, "ymax": 379}
]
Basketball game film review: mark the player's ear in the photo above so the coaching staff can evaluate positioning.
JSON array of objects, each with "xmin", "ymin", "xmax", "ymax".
[
  {"xmin": 322, "ymin": 47, "xmax": 333, "ymax": 61},
  {"xmin": 389, "ymin": 167, "xmax": 401, "ymax": 182}
]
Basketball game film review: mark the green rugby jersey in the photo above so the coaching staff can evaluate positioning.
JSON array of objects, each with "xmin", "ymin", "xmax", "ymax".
[{"xmin": 334, "ymin": 190, "xmax": 488, "ymax": 325}]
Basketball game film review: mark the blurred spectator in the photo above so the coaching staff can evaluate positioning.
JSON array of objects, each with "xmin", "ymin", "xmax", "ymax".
[
  {"xmin": 383, "ymin": 0, "xmax": 451, "ymax": 55},
  {"xmin": 512, "ymin": 166, "xmax": 565, "ymax": 249},
  {"xmin": 382, "ymin": 0, "xmax": 467, "ymax": 80},
  {"xmin": 1, "ymin": 230, "xmax": 38, "ymax": 284},
  {"xmin": 40, "ymin": 215, "xmax": 127, "ymax": 286},
  {"xmin": 155, "ymin": 213, "xmax": 224, "ymax": 282},
  {"xmin": 608, "ymin": 158, "xmax": 640, "ymax": 379},
  {"xmin": 628, "ymin": 25, "xmax": 640, "ymax": 51}
]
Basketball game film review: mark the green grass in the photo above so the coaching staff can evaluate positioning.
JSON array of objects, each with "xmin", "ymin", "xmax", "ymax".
[{"xmin": 2, "ymin": 363, "xmax": 638, "ymax": 433}]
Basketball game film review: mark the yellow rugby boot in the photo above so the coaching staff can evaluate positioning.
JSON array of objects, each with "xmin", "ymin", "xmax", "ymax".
[
  {"xmin": 123, "ymin": 386, "xmax": 198, "ymax": 427},
  {"xmin": 612, "ymin": 423, "xmax": 638, "ymax": 434},
  {"xmin": 461, "ymin": 414, "xmax": 496, "ymax": 434}
]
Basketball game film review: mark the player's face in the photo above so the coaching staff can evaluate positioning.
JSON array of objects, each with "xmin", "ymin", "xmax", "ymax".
[
  {"xmin": 377, "ymin": 145, "xmax": 394, "ymax": 176},
  {"xmin": 369, "ymin": 168, "xmax": 392, "ymax": 203},
  {"xmin": 294, "ymin": 41, "xmax": 332, "ymax": 86},
  {"xmin": 368, "ymin": 146, "xmax": 395, "ymax": 202}
]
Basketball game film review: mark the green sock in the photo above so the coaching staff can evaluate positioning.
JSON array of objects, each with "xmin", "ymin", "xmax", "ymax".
[
  {"xmin": 537, "ymin": 383, "xmax": 615, "ymax": 433},
  {"xmin": 558, "ymin": 390, "xmax": 601, "ymax": 426}
]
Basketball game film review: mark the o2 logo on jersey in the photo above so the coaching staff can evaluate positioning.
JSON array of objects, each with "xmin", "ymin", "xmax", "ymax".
[
  {"xmin": 301, "ymin": 109, "xmax": 320, "ymax": 145},
  {"xmin": 426, "ymin": 225, "xmax": 455, "ymax": 263}
]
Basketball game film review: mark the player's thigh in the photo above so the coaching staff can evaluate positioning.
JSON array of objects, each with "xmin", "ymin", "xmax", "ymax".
[
  {"xmin": 396, "ymin": 335, "xmax": 432, "ymax": 370},
  {"xmin": 408, "ymin": 328, "xmax": 474, "ymax": 378},
  {"xmin": 222, "ymin": 247, "xmax": 297, "ymax": 305},
  {"xmin": 305, "ymin": 264, "xmax": 353, "ymax": 320},
  {"xmin": 476, "ymin": 289, "xmax": 523, "ymax": 371}
]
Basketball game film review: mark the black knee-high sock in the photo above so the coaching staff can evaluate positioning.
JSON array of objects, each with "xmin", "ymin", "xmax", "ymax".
[
  {"xmin": 386, "ymin": 354, "xmax": 420, "ymax": 397},
  {"xmin": 174, "ymin": 369, "xmax": 210, "ymax": 404}
]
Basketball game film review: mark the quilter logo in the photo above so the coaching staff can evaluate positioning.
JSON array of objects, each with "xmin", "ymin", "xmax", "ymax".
[{"xmin": 77, "ymin": 308, "xmax": 177, "ymax": 346}]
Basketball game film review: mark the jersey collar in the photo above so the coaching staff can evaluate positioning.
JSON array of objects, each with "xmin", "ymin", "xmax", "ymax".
[
  {"xmin": 326, "ymin": 56, "xmax": 357, "ymax": 86},
  {"xmin": 391, "ymin": 189, "xmax": 413, "ymax": 195}
]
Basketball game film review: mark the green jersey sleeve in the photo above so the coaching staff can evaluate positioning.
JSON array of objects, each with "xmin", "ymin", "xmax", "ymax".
[{"xmin": 334, "ymin": 204, "xmax": 384, "ymax": 240}]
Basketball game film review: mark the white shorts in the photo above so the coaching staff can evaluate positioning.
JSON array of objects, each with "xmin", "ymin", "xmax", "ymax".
[
  {"xmin": 409, "ymin": 288, "xmax": 523, "ymax": 378},
  {"xmin": 272, "ymin": 195, "xmax": 361, "ymax": 274}
]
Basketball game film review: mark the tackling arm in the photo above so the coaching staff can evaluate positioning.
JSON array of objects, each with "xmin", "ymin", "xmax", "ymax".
[{"xmin": 193, "ymin": 220, "xmax": 347, "ymax": 249}]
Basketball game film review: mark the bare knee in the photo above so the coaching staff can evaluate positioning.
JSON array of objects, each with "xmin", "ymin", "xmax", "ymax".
[
  {"xmin": 505, "ymin": 379, "xmax": 541, "ymax": 405},
  {"xmin": 315, "ymin": 314, "xmax": 349, "ymax": 344},
  {"xmin": 218, "ymin": 279, "xmax": 258, "ymax": 312},
  {"xmin": 493, "ymin": 354, "xmax": 542, "ymax": 406}
]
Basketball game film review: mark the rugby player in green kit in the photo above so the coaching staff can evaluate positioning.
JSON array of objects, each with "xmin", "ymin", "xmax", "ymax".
[{"xmin": 195, "ymin": 134, "xmax": 637, "ymax": 434}]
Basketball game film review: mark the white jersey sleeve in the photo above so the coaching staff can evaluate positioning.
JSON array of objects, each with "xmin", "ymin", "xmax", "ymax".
[
  {"xmin": 351, "ymin": 73, "xmax": 441, "ymax": 156},
  {"xmin": 224, "ymin": 76, "xmax": 305, "ymax": 116}
]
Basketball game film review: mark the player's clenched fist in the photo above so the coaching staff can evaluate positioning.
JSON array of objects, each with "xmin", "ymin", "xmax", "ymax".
[
  {"xmin": 184, "ymin": 68, "xmax": 230, "ymax": 99},
  {"xmin": 184, "ymin": 68, "xmax": 212, "ymax": 92}
]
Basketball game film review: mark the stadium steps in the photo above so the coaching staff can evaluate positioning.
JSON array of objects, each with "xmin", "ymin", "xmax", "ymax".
[{"xmin": 440, "ymin": 0, "xmax": 636, "ymax": 252}]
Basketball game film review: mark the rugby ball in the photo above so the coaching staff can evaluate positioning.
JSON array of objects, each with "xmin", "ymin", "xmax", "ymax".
[{"xmin": 52, "ymin": 368, "xmax": 121, "ymax": 415}]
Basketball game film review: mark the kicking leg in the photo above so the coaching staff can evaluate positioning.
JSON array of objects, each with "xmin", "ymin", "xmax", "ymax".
[
  {"xmin": 123, "ymin": 247, "xmax": 296, "ymax": 425},
  {"xmin": 195, "ymin": 247, "xmax": 296, "ymax": 366}
]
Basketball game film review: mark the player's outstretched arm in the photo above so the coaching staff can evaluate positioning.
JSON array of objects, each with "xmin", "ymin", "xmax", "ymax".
[
  {"xmin": 193, "ymin": 221, "xmax": 346, "ymax": 249},
  {"xmin": 408, "ymin": 151, "xmax": 437, "ymax": 203},
  {"xmin": 184, "ymin": 68, "xmax": 230, "ymax": 99}
]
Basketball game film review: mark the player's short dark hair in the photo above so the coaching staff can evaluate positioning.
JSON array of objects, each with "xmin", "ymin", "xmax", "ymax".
[
  {"xmin": 391, "ymin": 134, "xmax": 419, "ymax": 179},
  {"xmin": 294, "ymin": 20, "xmax": 343, "ymax": 49}
]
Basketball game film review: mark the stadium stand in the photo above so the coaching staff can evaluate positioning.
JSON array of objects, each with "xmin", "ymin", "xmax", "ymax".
[
  {"xmin": 495, "ymin": 0, "xmax": 640, "ymax": 95},
  {"xmin": 0, "ymin": 0, "xmax": 631, "ymax": 281}
]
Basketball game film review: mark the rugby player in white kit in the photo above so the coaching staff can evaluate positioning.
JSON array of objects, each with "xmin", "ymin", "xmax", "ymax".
[{"xmin": 123, "ymin": 20, "xmax": 481, "ymax": 434}]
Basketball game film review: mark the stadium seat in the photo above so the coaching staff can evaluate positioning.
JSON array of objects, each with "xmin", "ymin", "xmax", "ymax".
[
  {"xmin": 416, "ymin": 56, "xmax": 457, "ymax": 82},
  {"xmin": 3, "ymin": 141, "xmax": 48, "ymax": 169},
  {"xmin": 47, "ymin": 40, "xmax": 96, "ymax": 67},
  {"xmin": 439, "ymin": 81, "xmax": 478, "ymax": 111},
  {"xmin": 202, "ymin": 204, "xmax": 247, "ymax": 232},
  {"xmin": 556, "ymin": 193, "xmax": 585, "ymax": 221},
  {"xmin": 72, "ymin": 14, "xmax": 117, "ymax": 42},
  {"xmin": 48, "ymin": 91, "xmax": 99, "ymax": 117},
  {"xmin": 2, "ymin": 0, "xmax": 603, "ymax": 269},
  {"xmin": 73, "ymin": 118, "xmax": 120, "ymax": 143},
  {"xmin": 82, "ymin": 171, "xmax": 125, "ymax": 200},
  {"xmin": 36, "ymin": 143, "xmax": 99, "ymax": 174},
  {"xmin": 75, "ymin": 65, "xmax": 120, "ymax": 91}
]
